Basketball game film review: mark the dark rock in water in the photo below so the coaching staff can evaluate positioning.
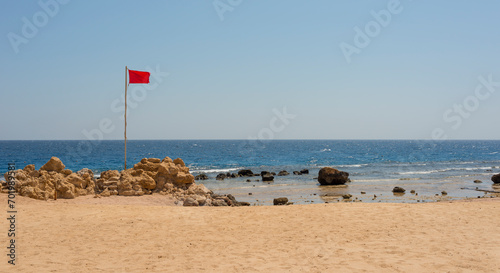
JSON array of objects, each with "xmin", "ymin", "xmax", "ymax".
[
  {"xmin": 441, "ymin": 191, "xmax": 447, "ymax": 195},
  {"xmin": 273, "ymin": 197, "xmax": 288, "ymax": 205},
  {"xmin": 410, "ymin": 190, "xmax": 416, "ymax": 194},
  {"xmin": 183, "ymin": 197, "xmax": 199, "ymax": 206},
  {"xmin": 238, "ymin": 169, "xmax": 254, "ymax": 177},
  {"xmin": 239, "ymin": 202, "xmax": 251, "ymax": 206},
  {"xmin": 491, "ymin": 174, "xmax": 500, "ymax": 184},
  {"xmin": 293, "ymin": 171, "xmax": 301, "ymax": 175},
  {"xmin": 317, "ymin": 167, "xmax": 349, "ymax": 185},
  {"xmin": 392, "ymin": 187, "xmax": 406, "ymax": 193},
  {"xmin": 246, "ymin": 179, "xmax": 251, "ymax": 182},
  {"xmin": 342, "ymin": 194, "xmax": 352, "ymax": 199},
  {"xmin": 216, "ymin": 173, "xmax": 227, "ymax": 180},
  {"xmin": 360, "ymin": 191, "xmax": 366, "ymax": 194},
  {"xmin": 271, "ymin": 172, "xmax": 276, "ymax": 176},
  {"xmin": 278, "ymin": 170, "xmax": 289, "ymax": 176},
  {"xmin": 486, "ymin": 169, "xmax": 492, "ymax": 172},
  {"xmin": 194, "ymin": 173, "xmax": 208, "ymax": 180},
  {"xmin": 230, "ymin": 173, "xmax": 239, "ymax": 178},
  {"xmin": 261, "ymin": 171, "xmax": 274, "ymax": 181},
  {"xmin": 474, "ymin": 180, "xmax": 482, "ymax": 184},
  {"xmin": 300, "ymin": 169, "xmax": 309, "ymax": 174}
]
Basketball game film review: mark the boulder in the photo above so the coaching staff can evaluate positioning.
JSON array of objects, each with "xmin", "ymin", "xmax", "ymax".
[
  {"xmin": 40, "ymin": 157, "xmax": 65, "ymax": 173},
  {"xmin": 300, "ymin": 169, "xmax": 309, "ymax": 174},
  {"xmin": 216, "ymin": 173, "xmax": 227, "ymax": 180},
  {"xmin": 261, "ymin": 171, "xmax": 274, "ymax": 182},
  {"xmin": 101, "ymin": 188, "xmax": 111, "ymax": 197},
  {"xmin": 195, "ymin": 173, "xmax": 209, "ymax": 180},
  {"xmin": 156, "ymin": 160, "xmax": 194, "ymax": 186},
  {"xmin": 100, "ymin": 170, "xmax": 120, "ymax": 180},
  {"xmin": 23, "ymin": 164, "xmax": 35, "ymax": 172},
  {"xmin": 277, "ymin": 170, "xmax": 289, "ymax": 176},
  {"xmin": 183, "ymin": 197, "xmax": 199, "ymax": 206},
  {"xmin": 133, "ymin": 158, "xmax": 162, "ymax": 172},
  {"xmin": 317, "ymin": 167, "xmax": 349, "ymax": 185},
  {"xmin": 187, "ymin": 183, "xmax": 212, "ymax": 195},
  {"xmin": 342, "ymin": 194, "xmax": 352, "ymax": 199},
  {"xmin": 492, "ymin": 174, "xmax": 500, "ymax": 184},
  {"xmin": 238, "ymin": 169, "xmax": 254, "ymax": 177},
  {"xmin": 474, "ymin": 180, "xmax": 482, "ymax": 184},
  {"xmin": 293, "ymin": 171, "xmax": 301, "ymax": 175},
  {"xmin": 173, "ymin": 158, "xmax": 186, "ymax": 167},
  {"xmin": 392, "ymin": 187, "xmax": 406, "ymax": 193},
  {"xmin": 273, "ymin": 197, "xmax": 288, "ymax": 205}
]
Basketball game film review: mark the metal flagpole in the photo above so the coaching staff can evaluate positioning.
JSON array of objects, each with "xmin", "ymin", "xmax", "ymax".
[{"xmin": 125, "ymin": 66, "xmax": 128, "ymax": 170}]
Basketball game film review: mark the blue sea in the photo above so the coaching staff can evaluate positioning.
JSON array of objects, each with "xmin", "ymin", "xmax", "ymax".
[{"xmin": 1, "ymin": 140, "xmax": 499, "ymax": 204}]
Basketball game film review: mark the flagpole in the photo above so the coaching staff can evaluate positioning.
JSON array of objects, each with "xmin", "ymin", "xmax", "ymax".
[{"xmin": 124, "ymin": 66, "xmax": 128, "ymax": 170}]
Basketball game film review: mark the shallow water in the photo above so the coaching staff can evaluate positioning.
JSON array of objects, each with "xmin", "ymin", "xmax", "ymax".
[{"xmin": 1, "ymin": 140, "xmax": 499, "ymax": 205}]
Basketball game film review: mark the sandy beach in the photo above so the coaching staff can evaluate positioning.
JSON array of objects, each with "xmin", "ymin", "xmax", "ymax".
[{"xmin": 1, "ymin": 194, "xmax": 499, "ymax": 272}]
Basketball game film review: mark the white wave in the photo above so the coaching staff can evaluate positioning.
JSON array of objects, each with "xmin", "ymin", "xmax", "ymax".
[
  {"xmin": 398, "ymin": 166, "xmax": 494, "ymax": 175},
  {"xmin": 191, "ymin": 167, "xmax": 240, "ymax": 174},
  {"xmin": 336, "ymin": 164, "xmax": 369, "ymax": 168},
  {"xmin": 320, "ymin": 148, "xmax": 331, "ymax": 152},
  {"xmin": 399, "ymin": 170, "xmax": 441, "ymax": 175}
]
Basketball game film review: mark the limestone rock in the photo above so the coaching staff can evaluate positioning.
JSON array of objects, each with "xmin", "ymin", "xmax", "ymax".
[
  {"xmin": 40, "ymin": 157, "xmax": 65, "ymax": 172},
  {"xmin": 173, "ymin": 158, "xmax": 186, "ymax": 167},
  {"xmin": 183, "ymin": 197, "xmax": 199, "ymax": 206},
  {"xmin": 100, "ymin": 170, "xmax": 120, "ymax": 180},
  {"xmin": 317, "ymin": 167, "xmax": 349, "ymax": 185},
  {"xmin": 101, "ymin": 188, "xmax": 111, "ymax": 197},
  {"xmin": 23, "ymin": 164, "xmax": 35, "ymax": 172}
]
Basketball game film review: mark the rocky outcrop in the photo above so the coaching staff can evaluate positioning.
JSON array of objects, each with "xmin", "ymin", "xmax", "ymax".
[
  {"xmin": 492, "ymin": 174, "xmax": 500, "ymax": 184},
  {"xmin": 5, "ymin": 156, "xmax": 245, "ymax": 206},
  {"xmin": 317, "ymin": 167, "xmax": 349, "ymax": 185},
  {"xmin": 261, "ymin": 171, "xmax": 274, "ymax": 182},
  {"xmin": 4, "ymin": 157, "xmax": 95, "ymax": 200},
  {"xmin": 300, "ymin": 169, "xmax": 309, "ymax": 174}
]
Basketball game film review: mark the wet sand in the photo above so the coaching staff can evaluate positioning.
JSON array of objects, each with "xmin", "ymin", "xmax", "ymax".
[{"xmin": 1, "ymin": 194, "xmax": 499, "ymax": 272}]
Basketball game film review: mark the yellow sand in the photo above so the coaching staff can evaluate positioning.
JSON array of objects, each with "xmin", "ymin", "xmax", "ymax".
[{"xmin": 1, "ymin": 194, "xmax": 499, "ymax": 272}]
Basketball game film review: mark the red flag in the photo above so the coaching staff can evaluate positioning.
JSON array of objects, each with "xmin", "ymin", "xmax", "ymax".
[{"xmin": 128, "ymin": 69, "xmax": 150, "ymax": 84}]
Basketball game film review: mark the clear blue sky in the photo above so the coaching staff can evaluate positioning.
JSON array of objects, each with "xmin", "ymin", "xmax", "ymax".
[{"xmin": 1, "ymin": 0, "xmax": 499, "ymax": 140}]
